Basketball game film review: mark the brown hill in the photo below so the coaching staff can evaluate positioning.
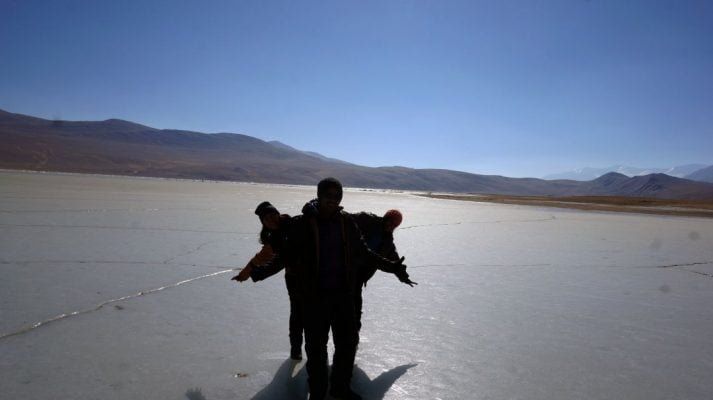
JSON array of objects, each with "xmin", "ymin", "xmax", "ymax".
[{"xmin": 2, "ymin": 109, "xmax": 713, "ymax": 200}]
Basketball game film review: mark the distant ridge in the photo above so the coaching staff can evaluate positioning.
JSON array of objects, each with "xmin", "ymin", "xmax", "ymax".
[
  {"xmin": 2, "ymin": 109, "xmax": 713, "ymax": 200},
  {"xmin": 267, "ymin": 140, "xmax": 352, "ymax": 165},
  {"xmin": 686, "ymin": 165, "xmax": 713, "ymax": 183},
  {"xmin": 544, "ymin": 164, "xmax": 708, "ymax": 180}
]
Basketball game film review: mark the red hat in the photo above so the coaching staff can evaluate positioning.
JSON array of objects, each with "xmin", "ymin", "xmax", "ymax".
[{"xmin": 383, "ymin": 209, "xmax": 403, "ymax": 228}]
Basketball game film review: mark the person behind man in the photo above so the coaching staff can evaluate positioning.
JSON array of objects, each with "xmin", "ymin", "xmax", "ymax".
[
  {"xmin": 231, "ymin": 201, "xmax": 304, "ymax": 360},
  {"xmin": 283, "ymin": 177, "xmax": 414, "ymax": 400},
  {"xmin": 350, "ymin": 209, "xmax": 405, "ymax": 332}
]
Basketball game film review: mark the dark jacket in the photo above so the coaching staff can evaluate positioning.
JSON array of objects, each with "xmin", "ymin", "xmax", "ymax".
[
  {"xmin": 283, "ymin": 199, "xmax": 405, "ymax": 299},
  {"xmin": 249, "ymin": 214, "xmax": 295, "ymax": 282},
  {"xmin": 350, "ymin": 211, "xmax": 401, "ymax": 286}
]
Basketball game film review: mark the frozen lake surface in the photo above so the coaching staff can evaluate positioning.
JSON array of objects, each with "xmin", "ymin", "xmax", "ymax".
[{"xmin": 1, "ymin": 171, "xmax": 712, "ymax": 400}]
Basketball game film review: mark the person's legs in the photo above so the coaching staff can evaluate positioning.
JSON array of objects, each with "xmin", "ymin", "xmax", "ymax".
[
  {"xmin": 286, "ymin": 276, "xmax": 303, "ymax": 359},
  {"xmin": 303, "ymin": 297, "xmax": 330, "ymax": 399},
  {"xmin": 329, "ymin": 294, "xmax": 359, "ymax": 398},
  {"xmin": 354, "ymin": 286, "xmax": 363, "ymax": 333}
]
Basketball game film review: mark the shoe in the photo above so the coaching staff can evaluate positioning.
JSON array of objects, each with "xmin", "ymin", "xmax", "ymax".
[
  {"xmin": 290, "ymin": 347, "xmax": 303, "ymax": 361},
  {"xmin": 329, "ymin": 387, "xmax": 362, "ymax": 400}
]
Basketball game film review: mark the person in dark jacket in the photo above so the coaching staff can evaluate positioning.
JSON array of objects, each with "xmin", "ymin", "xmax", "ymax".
[
  {"xmin": 284, "ymin": 178, "xmax": 413, "ymax": 400},
  {"xmin": 350, "ymin": 209, "xmax": 405, "ymax": 332},
  {"xmin": 231, "ymin": 201, "xmax": 304, "ymax": 360}
]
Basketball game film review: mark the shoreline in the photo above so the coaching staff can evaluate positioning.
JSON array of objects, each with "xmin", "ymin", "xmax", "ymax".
[
  {"xmin": 4, "ymin": 168, "xmax": 713, "ymax": 218},
  {"xmin": 421, "ymin": 193, "xmax": 713, "ymax": 219},
  {"xmin": 0, "ymin": 168, "xmax": 407, "ymax": 195}
]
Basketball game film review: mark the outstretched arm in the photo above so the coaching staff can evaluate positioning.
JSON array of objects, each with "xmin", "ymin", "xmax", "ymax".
[
  {"xmin": 231, "ymin": 244, "xmax": 275, "ymax": 282},
  {"xmin": 381, "ymin": 237, "xmax": 400, "ymax": 262},
  {"xmin": 248, "ymin": 215, "xmax": 304, "ymax": 282},
  {"xmin": 349, "ymin": 217, "xmax": 416, "ymax": 287},
  {"xmin": 377, "ymin": 240, "xmax": 413, "ymax": 286},
  {"xmin": 231, "ymin": 261, "xmax": 255, "ymax": 282},
  {"xmin": 249, "ymin": 255, "xmax": 286, "ymax": 282},
  {"xmin": 386, "ymin": 256, "xmax": 416, "ymax": 287}
]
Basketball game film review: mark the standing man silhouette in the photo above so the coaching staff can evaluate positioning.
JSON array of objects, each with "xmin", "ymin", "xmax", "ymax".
[{"xmin": 284, "ymin": 178, "xmax": 413, "ymax": 400}]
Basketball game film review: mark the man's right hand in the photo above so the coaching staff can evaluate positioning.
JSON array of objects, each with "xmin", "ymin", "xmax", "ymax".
[{"xmin": 395, "ymin": 267, "xmax": 417, "ymax": 287}]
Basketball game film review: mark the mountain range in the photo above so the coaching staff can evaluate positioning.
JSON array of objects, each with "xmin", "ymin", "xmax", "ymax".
[
  {"xmin": 2, "ymin": 108, "xmax": 713, "ymax": 200},
  {"xmin": 543, "ymin": 164, "xmax": 711, "ymax": 181},
  {"xmin": 685, "ymin": 165, "xmax": 713, "ymax": 184}
]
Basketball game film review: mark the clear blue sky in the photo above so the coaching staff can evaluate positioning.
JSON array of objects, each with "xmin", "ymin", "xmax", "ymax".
[{"xmin": 1, "ymin": 0, "xmax": 712, "ymax": 177}]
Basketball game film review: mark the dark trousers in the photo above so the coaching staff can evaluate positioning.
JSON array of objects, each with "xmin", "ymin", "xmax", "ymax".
[
  {"xmin": 354, "ymin": 286, "xmax": 364, "ymax": 333},
  {"xmin": 286, "ymin": 275, "xmax": 304, "ymax": 352},
  {"xmin": 303, "ymin": 291, "xmax": 359, "ymax": 399}
]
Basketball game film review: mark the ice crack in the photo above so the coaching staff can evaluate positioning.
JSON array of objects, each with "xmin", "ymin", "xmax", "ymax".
[
  {"xmin": 400, "ymin": 216, "xmax": 555, "ymax": 230},
  {"xmin": 0, "ymin": 268, "xmax": 241, "ymax": 340},
  {"xmin": 0, "ymin": 222, "xmax": 253, "ymax": 235},
  {"xmin": 410, "ymin": 263, "xmax": 551, "ymax": 269},
  {"xmin": 0, "ymin": 259, "xmax": 230, "ymax": 270},
  {"xmin": 655, "ymin": 261, "xmax": 713, "ymax": 269},
  {"xmin": 655, "ymin": 261, "xmax": 713, "ymax": 278},
  {"xmin": 0, "ymin": 207, "xmax": 223, "ymax": 214},
  {"xmin": 162, "ymin": 240, "xmax": 219, "ymax": 264}
]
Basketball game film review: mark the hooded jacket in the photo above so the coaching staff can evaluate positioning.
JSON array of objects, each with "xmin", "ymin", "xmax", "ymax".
[
  {"xmin": 249, "ymin": 214, "xmax": 296, "ymax": 282},
  {"xmin": 282, "ymin": 199, "xmax": 405, "ymax": 299}
]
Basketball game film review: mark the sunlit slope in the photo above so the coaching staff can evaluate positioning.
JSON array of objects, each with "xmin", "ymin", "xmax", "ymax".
[{"xmin": 2, "ymin": 108, "xmax": 713, "ymax": 199}]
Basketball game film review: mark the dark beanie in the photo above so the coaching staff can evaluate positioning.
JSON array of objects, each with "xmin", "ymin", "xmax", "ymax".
[
  {"xmin": 254, "ymin": 201, "xmax": 278, "ymax": 217},
  {"xmin": 317, "ymin": 177, "xmax": 343, "ymax": 199}
]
